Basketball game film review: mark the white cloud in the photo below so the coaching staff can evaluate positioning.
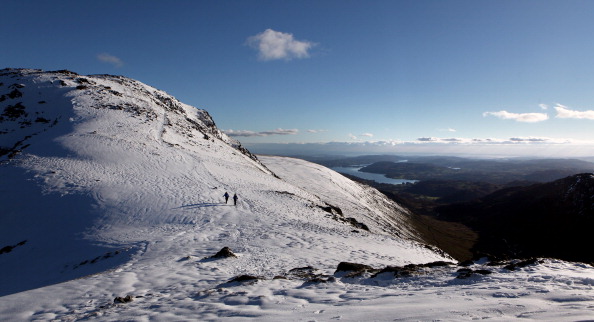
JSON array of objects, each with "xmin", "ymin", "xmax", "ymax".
[
  {"xmin": 224, "ymin": 128, "xmax": 298, "ymax": 137},
  {"xmin": 539, "ymin": 104, "xmax": 549, "ymax": 110},
  {"xmin": 360, "ymin": 133, "xmax": 374, "ymax": 138},
  {"xmin": 554, "ymin": 104, "xmax": 594, "ymax": 120},
  {"xmin": 438, "ymin": 128, "xmax": 457, "ymax": 132},
  {"xmin": 246, "ymin": 29, "xmax": 316, "ymax": 61},
  {"xmin": 483, "ymin": 110, "xmax": 549, "ymax": 123},
  {"xmin": 348, "ymin": 133, "xmax": 358, "ymax": 140},
  {"xmin": 307, "ymin": 129, "xmax": 328, "ymax": 133},
  {"xmin": 97, "ymin": 53, "xmax": 123, "ymax": 67}
]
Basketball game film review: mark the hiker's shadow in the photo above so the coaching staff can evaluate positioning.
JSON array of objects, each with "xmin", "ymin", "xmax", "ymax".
[{"xmin": 174, "ymin": 202, "xmax": 229, "ymax": 210}]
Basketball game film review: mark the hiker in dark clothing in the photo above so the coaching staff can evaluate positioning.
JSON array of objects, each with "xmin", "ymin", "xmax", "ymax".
[
  {"xmin": 223, "ymin": 192, "xmax": 229, "ymax": 204},
  {"xmin": 233, "ymin": 193, "xmax": 238, "ymax": 206}
]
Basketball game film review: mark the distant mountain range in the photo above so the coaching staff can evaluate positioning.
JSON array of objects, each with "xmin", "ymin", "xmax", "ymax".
[{"xmin": 359, "ymin": 157, "xmax": 594, "ymax": 184}]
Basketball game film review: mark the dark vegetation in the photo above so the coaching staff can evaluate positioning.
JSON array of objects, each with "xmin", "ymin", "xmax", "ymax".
[
  {"xmin": 437, "ymin": 173, "xmax": 594, "ymax": 263},
  {"xmin": 312, "ymin": 155, "xmax": 594, "ymax": 263}
]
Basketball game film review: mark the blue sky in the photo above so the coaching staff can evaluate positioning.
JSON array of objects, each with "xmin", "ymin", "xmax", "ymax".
[{"xmin": 3, "ymin": 0, "xmax": 594, "ymax": 157}]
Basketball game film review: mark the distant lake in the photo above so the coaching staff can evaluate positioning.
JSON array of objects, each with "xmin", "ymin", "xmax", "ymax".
[{"xmin": 331, "ymin": 166, "xmax": 417, "ymax": 185}]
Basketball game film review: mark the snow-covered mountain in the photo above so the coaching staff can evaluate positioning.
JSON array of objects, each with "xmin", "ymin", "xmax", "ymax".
[{"xmin": 2, "ymin": 69, "xmax": 594, "ymax": 321}]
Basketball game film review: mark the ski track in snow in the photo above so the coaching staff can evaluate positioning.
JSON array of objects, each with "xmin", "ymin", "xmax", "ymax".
[{"xmin": 1, "ymin": 69, "xmax": 594, "ymax": 321}]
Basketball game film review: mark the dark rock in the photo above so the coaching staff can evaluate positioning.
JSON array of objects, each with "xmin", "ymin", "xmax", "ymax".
[
  {"xmin": 2, "ymin": 102, "xmax": 27, "ymax": 119},
  {"xmin": 306, "ymin": 276, "xmax": 330, "ymax": 283},
  {"xmin": 372, "ymin": 265, "xmax": 415, "ymax": 278},
  {"xmin": 457, "ymin": 268, "xmax": 492, "ymax": 279},
  {"xmin": 114, "ymin": 295, "xmax": 133, "ymax": 304},
  {"xmin": 7, "ymin": 89, "xmax": 22, "ymax": 99},
  {"xmin": 458, "ymin": 260, "xmax": 475, "ymax": 267},
  {"xmin": 318, "ymin": 204, "xmax": 343, "ymax": 215},
  {"xmin": 0, "ymin": 240, "xmax": 27, "ymax": 255},
  {"xmin": 285, "ymin": 266, "xmax": 327, "ymax": 281},
  {"xmin": 228, "ymin": 275, "xmax": 261, "ymax": 283},
  {"xmin": 52, "ymin": 69, "xmax": 79, "ymax": 76},
  {"xmin": 210, "ymin": 247, "xmax": 237, "ymax": 259},
  {"xmin": 335, "ymin": 262, "xmax": 373, "ymax": 274},
  {"xmin": 289, "ymin": 266, "xmax": 315, "ymax": 274},
  {"xmin": 421, "ymin": 261, "xmax": 456, "ymax": 268},
  {"xmin": 345, "ymin": 217, "xmax": 370, "ymax": 231},
  {"xmin": 504, "ymin": 258, "xmax": 541, "ymax": 271},
  {"xmin": 34, "ymin": 117, "xmax": 50, "ymax": 123}
]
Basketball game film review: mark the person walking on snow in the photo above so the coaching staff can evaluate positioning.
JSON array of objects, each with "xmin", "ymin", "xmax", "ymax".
[
  {"xmin": 223, "ymin": 192, "xmax": 229, "ymax": 204},
  {"xmin": 233, "ymin": 193, "xmax": 238, "ymax": 206}
]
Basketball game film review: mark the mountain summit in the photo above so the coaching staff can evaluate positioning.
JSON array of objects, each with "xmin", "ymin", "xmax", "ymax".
[{"xmin": 0, "ymin": 68, "xmax": 442, "ymax": 297}]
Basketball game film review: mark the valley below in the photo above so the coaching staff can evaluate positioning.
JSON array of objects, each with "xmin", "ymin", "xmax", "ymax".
[{"xmin": 313, "ymin": 154, "xmax": 594, "ymax": 264}]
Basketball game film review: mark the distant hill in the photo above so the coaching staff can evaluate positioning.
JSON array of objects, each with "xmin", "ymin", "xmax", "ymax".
[
  {"xmin": 359, "ymin": 158, "xmax": 594, "ymax": 184},
  {"xmin": 436, "ymin": 173, "xmax": 594, "ymax": 262}
]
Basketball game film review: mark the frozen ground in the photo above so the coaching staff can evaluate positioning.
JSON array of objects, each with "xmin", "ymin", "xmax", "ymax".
[{"xmin": 1, "ymin": 69, "xmax": 593, "ymax": 321}]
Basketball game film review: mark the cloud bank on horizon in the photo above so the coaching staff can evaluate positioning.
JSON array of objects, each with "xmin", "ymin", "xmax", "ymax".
[
  {"xmin": 225, "ymin": 128, "xmax": 299, "ymax": 137},
  {"xmin": 243, "ymin": 136, "xmax": 593, "ymax": 158}
]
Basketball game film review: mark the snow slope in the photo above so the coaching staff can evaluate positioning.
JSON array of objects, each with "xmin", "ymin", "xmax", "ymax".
[{"xmin": 1, "ymin": 69, "xmax": 593, "ymax": 321}]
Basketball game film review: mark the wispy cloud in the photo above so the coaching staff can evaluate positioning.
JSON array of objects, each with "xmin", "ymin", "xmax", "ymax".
[
  {"xmin": 97, "ymin": 53, "xmax": 124, "ymax": 67},
  {"xmin": 224, "ymin": 128, "xmax": 298, "ymax": 137},
  {"xmin": 348, "ymin": 133, "xmax": 374, "ymax": 140},
  {"xmin": 437, "ymin": 128, "xmax": 457, "ymax": 132},
  {"xmin": 483, "ymin": 110, "xmax": 549, "ymax": 123},
  {"xmin": 554, "ymin": 104, "xmax": 594, "ymax": 120},
  {"xmin": 307, "ymin": 129, "xmax": 328, "ymax": 133},
  {"xmin": 414, "ymin": 136, "xmax": 575, "ymax": 144},
  {"xmin": 246, "ymin": 29, "xmax": 316, "ymax": 61}
]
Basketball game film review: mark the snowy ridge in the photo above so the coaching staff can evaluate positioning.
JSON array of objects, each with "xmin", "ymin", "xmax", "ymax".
[
  {"xmin": 261, "ymin": 156, "xmax": 421, "ymax": 240},
  {"xmin": 2, "ymin": 69, "xmax": 594, "ymax": 321}
]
